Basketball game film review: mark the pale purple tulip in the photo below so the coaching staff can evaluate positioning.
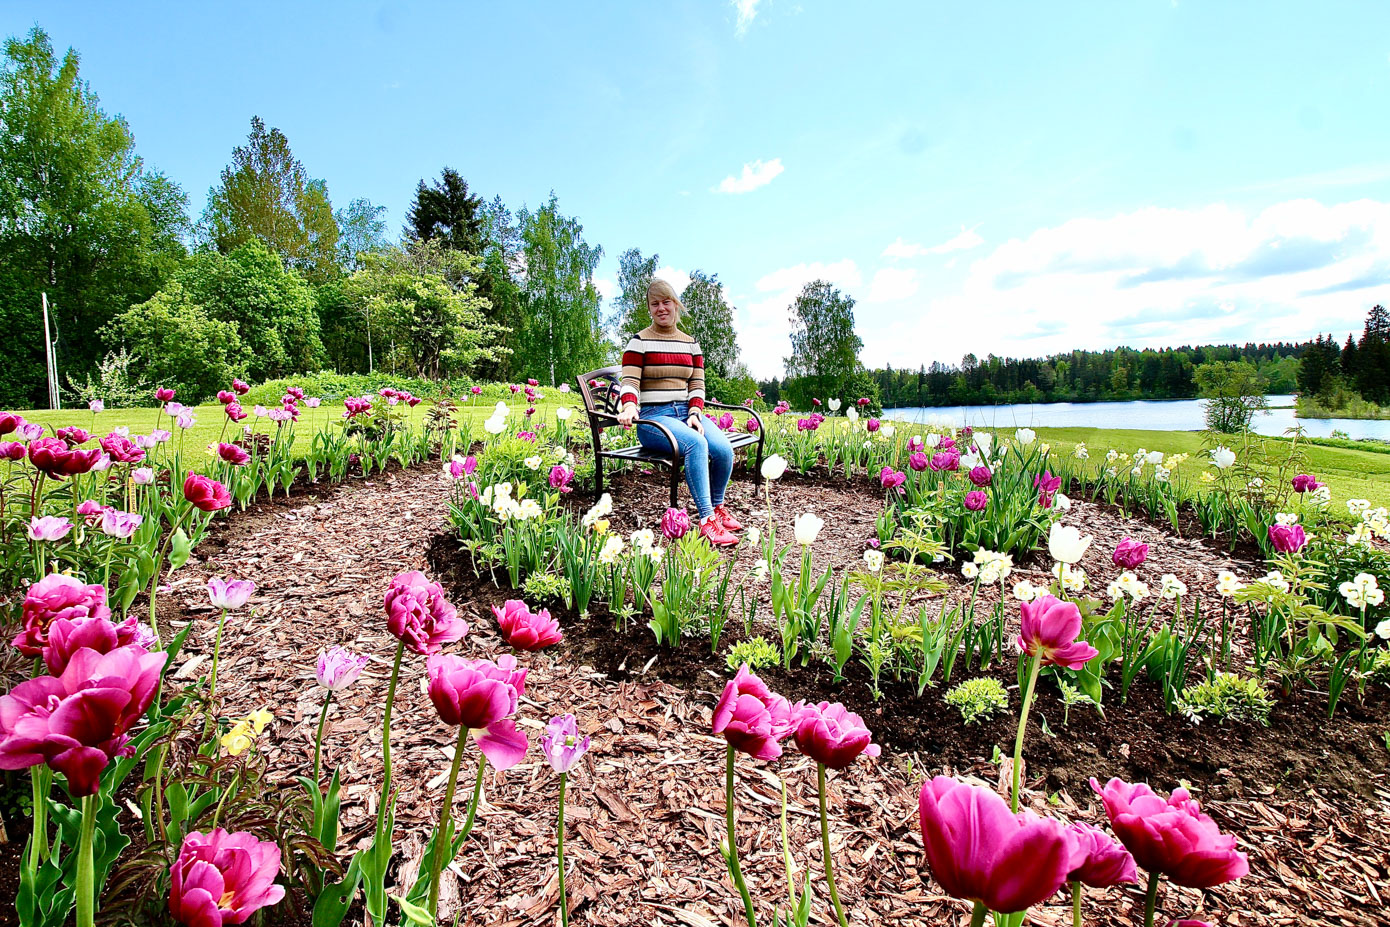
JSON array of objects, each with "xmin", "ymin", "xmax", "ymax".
[
  {"xmin": 542, "ymin": 714, "xmax": 591, "ymax": 774},
  {"xmin": 316, "ymin": 647, "xmax": 370, "ymax": 691},
  {"xmin": 28, "ymin": 515, "xmax": 73, "ymax": 542},
  {"xmin": 207, "ymin": 577, "xmax": 256, "ymax": 611},
  {"xmin": 100, "ymin": 509, "xmax": 143, "ymax": 539},
  {"xmin": 132, "ymin": 467, "xmax": 155, "ymax": 485},
  {"xmin": 89, "ymin": 399, "xmax": 105, "ymax": 413}
]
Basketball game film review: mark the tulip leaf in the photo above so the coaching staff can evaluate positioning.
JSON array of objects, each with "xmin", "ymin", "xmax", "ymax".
[
  {"xmin": 391, "ymin": 893, "xmax": 434, "ymax": 927},
  {"xmin": 313, "ymin": 853, "xmax": 363, "ymax": 927},
  {"xmin": 168, "ymin": 528, "xmax": 192, "ymax": 570}
]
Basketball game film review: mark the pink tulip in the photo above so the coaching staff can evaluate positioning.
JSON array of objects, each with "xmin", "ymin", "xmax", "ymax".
[
  {"xmin": 964, "ymin": 490, "xmax": 989, "ymax": 512},
  {"xmin": 712, "ymin": 664, "xmax": 794, "ymax": 761},
  {"xmin": 908, "ymin": 451, "xmax": 929, "ymax": 472},
  {"xmin": 183, "ymin": 472, "xmax": 231, "ymax": 512},
  {"xmin": 968, "ymin": 465, "xmax": 993, "ymax": 487},
  {"xmin": 89, "ymin": 399, "xmax": 104, "ymax": 413},
  {"xmin": 232, "ymin": 379, "xmax": 250, "ymax": 395},
  {"xmin": 929, "ymin": 450, "xmax": 960, "ymax": 472},
  {"xmin": 1267, "ymin": 523, "xmax": 1307, "ymax": 554},
  {"xmin": 316, "ymin": 647, "xmax": 370, "ymax": 691},
  {"xmin": 41, "ymin": 614, "xmax": 141, "ymax": 674},
  {"xmin": 1090, "ymin": 778, "xmax": 1248, "ymax": 889},
  {"xmin": 880, "ymin": 467, "xmax": 907, "ymax": 493},
  {"xmin": 28, "ymin": 515, "xmax": 73, "ymax": 542},
  {"xmin": 1113, "ymin": 538, "xmax": 1149, "ymax": 570},
  {"xmin": 28, "ymin": 437, "xmax": 101, "ymax": 479},
  {"xmin": 169, "ymin": 828, "xmax": 286, "ymax": 927},
  {"xmin": 68, "ymin": 499, "xmax": 99, "ymax": 521},
  {"xmin": 866, "ymin": 417, "xmax": 880, "ymax": 433},
  {"xmin": 207, "ymin": 577, "xmax": 256, "ymax": 610},
  {"xmin": 661, "ymin": 507, "xmax": 691, "ymax": 539},
  {"xmin": 1035, "ymin": 470, "xmax": 1062, "ymax": 507},
  {"xmin": 918, "ymin": 776, "xmax": 1077, "ymax": 914},
  {"xmin": 425, "ymin": 653, "xmax": 529, "ymax": 769},
  {"xmin": 492, "ymin": 599, "xmax": 563, "ymax": 651},
  {"xmin": 1017, "ymin": 595, "xmax": 1099, "ymax": 669},
  {"xmin": 217, "ymin": 390, "xmax": 236, "ymax": 405},
  {"xmin": 132, "ymin": 467, "xmax": 155, "ymax": 485},
  {"xmin": 0, "ymin": 644, "xmax": 167, "ymax": 795},
  {"xmin": 0, "ymin": 412, "xmax": 20, "ymax": 435},
  {"xmin": 384, "ymin": 570, "xmax": 468, "ymax": 655},
  {"xmin": 56, "ymin": 426, "xmax": 91, "ymax": 446},
  {"xmin": 541, "ymin": 713, "xmax": 591, "ymax": 774},
  {"xmin": 1066, "ymin": 820, "xmax": 1138, "ymax": 888},
  {"xmin": 225, "ymin": 403, "xmax": 247, "ymax": 423},
  {"xmin": 14, "ymin": 574, "xmax": 111, "ymax": 656},
  {"xmin": 745, "ymin": 418, "xmax": 760, "ymax": 433},
  {"xmin": 549, "ymin": 464, "xmax": 574, "ymax": 493},
  {"xmin": 99, "ymin": 508, "xmax": 143, "ymax": 539},
  {"xmin": 790, "ymin": 701, "xmax": 880, "ymax": 769},
  {"xmin": 100, "ymin": 433, "xmax": 145, "ymax": 464},
  {"xmin": 217, "ymin": 443, "xmax": 250, "ymax": 466},
  {"xmin": 0, "ymin": 441, "xmax": 25, "ymax": 461}
]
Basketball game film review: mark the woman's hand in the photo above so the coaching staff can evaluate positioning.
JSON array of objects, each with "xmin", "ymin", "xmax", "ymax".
[
  {"xmin": 617, "ymin": 404, "xmax": 638, "ymax": 428},
  {"xmin": 687, "ymin": 413, "xmax": 704, "ymax": 435}
]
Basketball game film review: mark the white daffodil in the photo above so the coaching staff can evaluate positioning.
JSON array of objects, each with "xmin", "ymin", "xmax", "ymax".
[
  {"xmin": 1160, "ymin": 574, "xmax": 1188, "ymax": 600},
  {"xmin": 1215, "ymin": 570, "xmax": 1244, "ymax": 597}
]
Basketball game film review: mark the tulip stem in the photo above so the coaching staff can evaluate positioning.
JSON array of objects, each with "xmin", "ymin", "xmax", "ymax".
[
  {"xmin": 1142, "ymin": 871, "xmax": 1159, "ymax": 927},
  {"xmin": 817, "ymin": 763, "xmax": 849, "ymax": 927},
  {"xmin": 27, "ymin": 767, "xmax": 50, "ymax": 876},
  {"xmin": 1071, "ymin": 881, "xmax": 1082, "ymax": 927},
  {"xmin": 428, "ymin": 725, "xmax": 468, "ymax": 919},
  {"xmin": 725, "ymin": 745, "xmax": 758, "ymax": 927},
  {"xmin": 969, "ymin": 901, "xmax": 988, "ymax": 927},
  {"xmin": 201, "ymin": 608, "xmax": 228, "ymax": 742},
  {"xmin": 1010, "ymin": 655, "xmax": 1042, "ymax": 813},
  {"xmin": 458, "ymin": 756, "xmax": 487, "ymax": 842},
  {"xmin": 148, "ymin": 504, "xmax": 191, "ymax": 634},
  {"xmin": 311, "ymin": 693, "xmax": 333, "ymax": 789},
  {"xmin": 557, "ymin": 771, "xmax": 570, "ymax": 927},
  {"xmin": 75, "ymin": 793, "xmax": 96, "ymax": 927},
  {"xmin": 377, "ymin": 641, "xmax": 405, "ymax": 823}
]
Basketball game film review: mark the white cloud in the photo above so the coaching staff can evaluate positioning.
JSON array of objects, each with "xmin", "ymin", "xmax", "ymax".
[
  {"xmin": 875, "ymin": 197, "xmax": 1390, "ymax": 371},
  {"xmin": 882, "ymin": 226, "xmax": 984, "ymax": 259},
  {"xmin": 866, "ymin": 267, "xmax": 919, "ymax": 303},
  {"xmin": 593, "ymin": 275, "xmax": 617, "ymax": 302},
  {"xmin": 714, "ymin": 158, "xmax": 784, "ymax": 194},
  {"xmin": 737, "ymin": 259, "xmax": 862, "ymax": 377},
  {"xmin": 654, "ymin": 265, "xmax": 692, "ymax": 295},
  {"xmin": 732, "ymin": 0, "xmax": 760, "ymax": 36}
]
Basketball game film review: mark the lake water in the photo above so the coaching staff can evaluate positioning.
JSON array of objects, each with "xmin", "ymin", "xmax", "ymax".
[{"xmin": 885, "ymin": 395, "xmax": 1390, "ymax": 441}]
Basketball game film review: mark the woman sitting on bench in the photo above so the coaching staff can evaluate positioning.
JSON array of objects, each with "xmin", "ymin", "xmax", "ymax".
[{"xmin": 615, "ymin": 279, "xmax": 743, "ymax": 546}]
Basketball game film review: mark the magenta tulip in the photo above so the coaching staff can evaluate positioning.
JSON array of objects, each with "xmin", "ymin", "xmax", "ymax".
[
  {"xmin": 1091, "ymin": 777, "xmax": 1248, "ymax": 890},
  {"xmin": 745, "ymin": 418, "xmax": 760, "ymax": 433},
  {"xmin": 790, "ymin": 701, "xmax": 880, "ymax": 769},
  {"xmin": 661, "ymin": 506, "xmax": 690, "ymax": 539},
  {"xmin": 1267, "ymin": 523, "xmax": 1307, "ymax": 554},
  {"xmin": 880, "ymin": 466, "xmax": 907, "ymax": 493},
  {"xmin": 56, "ymin": 426, "xmax": 91, "ymax": 446},
  {"xmin": 908, "ymin": 451, "xmax": 929, "ymax": 472},
  {"xmin": 866, "ymin": 417, "xmax": 880, "ymax": 432},
  {"xmin": 225, "ymin": 403, "xmax": 247, "ymax": 423},
  {"xmin": 155, "ymin": 387, "xmax": 176, "ymax": 402},
  {"xmin": 383, "ymin": 570, "xmax": 467, "ymax": 655},
  {"xmin": 0, "ymin": 644, "xmax": 167, "ymax": 795},
  {"xmin": 712, "ymin": 664, "xmax": 794, "ymax": 761},
  {"xmin": 232, "ymin": 379, "xmax": 250, "ymax": 395},
  {"xmin": 549, "ymin": 464, "xmax": 574, "ymax": 493},
  {"xmin": 918, "ymin": 776, "xmax": 1077, "ymax": 914},
  {"xmin": 217, "ymin": 443, "xmax": 250, "ymax": 466},
  {"xmin": 41, "ymin": 614, "xmax": 141, "ymax": 674},
  {"xmin": 964, "ymin": 490, "xmax": 989, "ymax": 512},
  {"xmin": 425, "ymin": 653, "xmax": 528, "ymax": 769},
  {"xmin": 1017, "ymin": 595, "xmax": 1099, "ymax": 669},
  {"xmin": 14, "ymin": 574, "xmax": 112, "ymax": 656},
  {"xmin": 1067, "ymin": 820, "xmax": 1138, "ymax": 888},
  {"xmin": 0, "ymin": 440, "xmax": 24, "ymax": 460},
  {"xmin": 0, "ymin": 412, "xmax": 20, "ymax": 435},
  {"xmin": 492, "ymin": 599, "xmax": 563, "ymax": 651},
  {"xmin": 28, "ymin": 437, "xmax": 101, "ymax": 479},
  {"xmin": 718, "ymin": 411, "xmax": 735, "ymax": 430},
  {"xmin": 1290, "ymin": 474, "xmax": 1322, "ymax": 493},
  {"xmin": 1113, "ymin": 538, "xmax": 1149, "ymax": 570},
  {"xmin": 541, "ymin": 713, "xmax": 591, "ymax": 774},
  {"xmin": 169, "ymin": 828, "xmax": 286, "ymax": 927},
  {"xmin": 968, "ymin": 465, "xmax": 993, "ymax": 487},
  {"xmin": 99, "ymin": 433, "xmax": 145, "ymax": 464},
  {"xmin": 183, "ymin": 472, "xmax": 231, "ymax": 512},
  {"xmin": 929, "ymin": 450, "xmax": 960, "ymax": 472}
]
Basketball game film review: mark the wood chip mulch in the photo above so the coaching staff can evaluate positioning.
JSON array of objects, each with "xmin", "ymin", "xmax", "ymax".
[{"xmin": 159, "ymin": 465, "xmax": 1390, "ymax": 927}]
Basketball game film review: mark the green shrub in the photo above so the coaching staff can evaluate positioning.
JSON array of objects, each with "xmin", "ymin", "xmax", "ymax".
[
  {"xmin": 1366, "ymin": 649, "xmax": 1390, "ymax": 687},
  {"xmin": 945, "ymin": 677, "xmax": 1009, "ymax": 725},
  {"xmin": 1177, "ymin": 673, "xmax": 1274, "ymax": 726},
  {"xmin": 725, "ymin": 636, "xmax": 778, "ymax": 672},
  {"xmin": 521, "ymin": 572, "xmax": 568, "ymax": 603}
]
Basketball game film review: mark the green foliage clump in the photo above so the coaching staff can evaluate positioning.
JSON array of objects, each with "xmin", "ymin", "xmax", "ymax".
[
  {"xmin": 1365, "ymin": 649, "xmax": 1390, "ymax": 687},
  {"xmin": 1177, "ymin": 673, "xmax": 1274, "ymax": 726},
  {"xmin": 521, "ymin": 572, "xmax": 568, "ymax": 603},
  {"xmin": 945, "ymin": 677, "xmax": 1009, "ymax": 725},
  {"xmin": 725, "ymin": 636, "xmax": 779, "ymax": 673}
]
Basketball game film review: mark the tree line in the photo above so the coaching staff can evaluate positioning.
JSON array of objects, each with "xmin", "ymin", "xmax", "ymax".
[{"xmin": 1296, "ymin": 305, "xmax": 1390, "ymax": 410}]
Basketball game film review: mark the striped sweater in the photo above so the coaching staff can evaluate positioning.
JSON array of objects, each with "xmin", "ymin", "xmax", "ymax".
[{"xmin": 619, "ymin": 325, "xmax": 706, "ymax": 411}]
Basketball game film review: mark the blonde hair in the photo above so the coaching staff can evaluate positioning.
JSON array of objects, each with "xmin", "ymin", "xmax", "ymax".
[{"xmin": 646, "ymin": 278, "xmax": 684, "ymax": 318}]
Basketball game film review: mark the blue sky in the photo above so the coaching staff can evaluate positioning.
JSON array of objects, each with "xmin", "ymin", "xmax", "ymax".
[{"xmin": 13, "ymin": 1, "xmax": 1390, "ymax": 377}]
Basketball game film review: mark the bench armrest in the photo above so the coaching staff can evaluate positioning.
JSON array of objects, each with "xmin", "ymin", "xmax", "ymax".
[{"xmin": 584, "ymin": 406, "xmax": 681, "ymax": 459}]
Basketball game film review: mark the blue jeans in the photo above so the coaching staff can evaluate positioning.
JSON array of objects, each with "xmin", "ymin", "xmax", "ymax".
[{"xmin": 636, "ymin": 401, "xmax": 733, "ymax": 520}]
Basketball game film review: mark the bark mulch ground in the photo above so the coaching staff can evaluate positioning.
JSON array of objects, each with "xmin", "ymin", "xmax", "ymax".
[{"xmin": 3, "ymin": 463, "xmax": 1387, "ymax": 926}]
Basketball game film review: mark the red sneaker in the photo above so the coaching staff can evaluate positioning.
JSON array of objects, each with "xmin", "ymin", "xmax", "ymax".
[
  {"xmin": 699, "ymin": 515, "xmax": 739, "ymax": 546},
  {"xmin": 714, "ymin": 504, "xmax": 743, "ymax": 532}
]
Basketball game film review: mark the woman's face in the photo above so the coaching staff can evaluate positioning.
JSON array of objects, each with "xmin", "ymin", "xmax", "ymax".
[{"xmin": 649, "ymin": 296, "xmax": 677, "ymax": 328}]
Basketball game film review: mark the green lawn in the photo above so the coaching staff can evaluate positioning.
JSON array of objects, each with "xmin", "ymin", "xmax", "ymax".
[{"xmin": 1030, "ymin": 426, "xmax": 1390, "ymax": 512}]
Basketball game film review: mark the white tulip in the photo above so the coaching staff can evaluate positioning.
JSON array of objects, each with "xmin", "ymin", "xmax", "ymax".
[
  {"xmin": 556, "ymin": 406, "xmax": 573, "ymax": 420},
  {"xmin": 828, "ymin": 398, "xmax": 842, "ymax": 412},
  {"xmin": 761, "ymin": 454, "xmax": 788, "ymax": 480},
  {"xmin": 880, "ymin": 423, "xmax": 895, "ymax": 438},
  {"xmin": 793, "ymin": 512, "xmax": 824, "ymax": 545},
  {"xmin": 1210, "ymin": 447, "xmax": 1236, "ymax": 469},
  {"xmin": 925, "ymin": 432, "xmax": 943, "ymax": 449},
  {"xmin": 974, "ymin": 432, "xmax": 993, "ymax": 456},
  {"xmin": 846, "ymin": 408, "xmax": 859, "ymax": 423},
  {"xmin": 483, "ymin": 415, "xmax": 506, "ymax": 435},
  {"xmin": 493, "ymin": 401, "xmax": 510, "ymax": 418},
  {"xmin": 1015, "ymin": 428, "xmax": 1036, "ymax": 446},
  {"xmin": 1047, "ymin": 522, "xmax": 1093, "ymax": 564}
]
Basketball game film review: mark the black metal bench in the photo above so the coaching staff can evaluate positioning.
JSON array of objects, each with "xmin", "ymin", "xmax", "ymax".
[{"xmin": 576, "ymin": 366, "xmax": 766, "ymax": 510}]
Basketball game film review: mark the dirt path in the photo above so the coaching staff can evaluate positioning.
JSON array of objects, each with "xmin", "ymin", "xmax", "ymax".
[{"xmin": 164, "ymin": 465, "xmax": 1390, "ymax": 927}]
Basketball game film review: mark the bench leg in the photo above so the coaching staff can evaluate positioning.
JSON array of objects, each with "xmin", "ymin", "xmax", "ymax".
[
  {"xmin": 669, "ymin": 461, "xmax": 681, "ymax": 510},
  {"xmin": 752, "ymin": 433, "xmax": 766, "ymax": 487},
  {"xmin": 594, "ymin": 453, "xmax": 604, "ymax": 497}
]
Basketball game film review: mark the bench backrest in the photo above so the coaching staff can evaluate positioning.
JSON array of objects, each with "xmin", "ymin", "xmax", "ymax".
[{"xmin": 576, "ymin": 366, "xmax": 624, "ymax": 417}]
